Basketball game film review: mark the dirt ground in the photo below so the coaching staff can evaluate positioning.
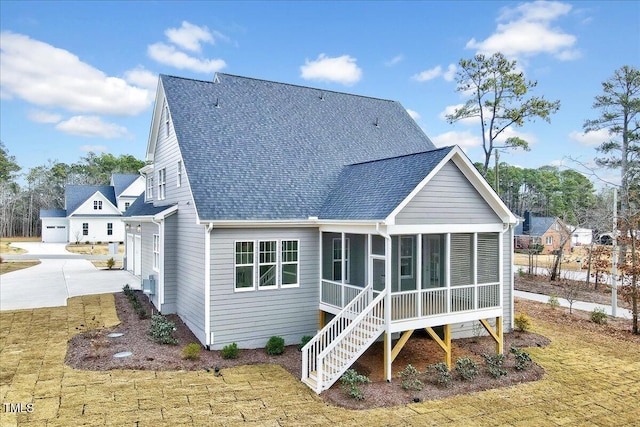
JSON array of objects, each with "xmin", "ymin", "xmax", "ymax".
[{"xmin": 66, "ymin": 274, "xmax": 639, "ymax": 410}]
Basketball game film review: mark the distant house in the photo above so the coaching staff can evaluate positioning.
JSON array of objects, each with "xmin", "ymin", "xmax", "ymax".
[
  {"xmin": 40, "ymin": 174, "xmax": 144, "ymax": 243},
  {"xmin": 571, "ymin": 228, "xmax": 593, "ymax": 246},
  {"xmin": 514, "ymin": 212, "xmax": 571, "ymax": 255},
  {"xmin": 124, "ymin": 73, "xmax": 518, "ymax": 393}
]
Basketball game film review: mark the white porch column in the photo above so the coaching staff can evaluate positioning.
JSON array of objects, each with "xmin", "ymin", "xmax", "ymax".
[{"xmin": 384, "ymin": 234, "xmax": 392, "ymax": 382}]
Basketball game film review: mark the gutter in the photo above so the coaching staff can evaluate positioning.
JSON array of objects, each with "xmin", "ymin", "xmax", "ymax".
[{"xmin": 204, "ymin": 222, "xmax": 214, "ymax": 348}]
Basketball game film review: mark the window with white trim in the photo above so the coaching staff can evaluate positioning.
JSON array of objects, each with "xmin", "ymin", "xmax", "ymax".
[
  {"xmin": 164, "ymin": 104, "xmax": 170, "ymax": 137},
  {"xmin": 258, "ymin": 241, "xmax": 277, "ymax": 288},
  {"xmin": 546, "ymin": 236, "xmax": 553, "ymax": 245},
  {"xmin": 124, "ymin": 202, "xmax": 130, "ymax": 210},
  {"xmin": 177, "ymin": 161, "xmax": 182, "ymax": 187},
  {"xmin": 93, "ymin": 200, "xmax": 102, "ymax": 210},
  {"xmin": 146, "ymin": 176, "xmax": 153, "ymax": 200},
  {"xmin": 400, "ymin": 236, "xmax": 414, "ymax": 279},
  {"xmin": 107, "ymin": 223, "xmax": 113, "ymax": 236},
  {"xmin": 235, "ymin": 241, "xmax": 255, "ymax": 291},
  {"xmin": 153, "ymin": 234, "xmax": 160, "ymax": 271},
  {"xmin": 332, "ymin": 238, "xmax": 350, "ymax": 282},
  {"xmin": 281, "ymin": 240, "xmax": 299, "ymax": 287},
  {"xmin": 158, "ymin": 168, "xmax": 166, "ymax": 200},
  {"xmin": 82, "ymin": 223, "xmax": 89, "ymax": 236}
]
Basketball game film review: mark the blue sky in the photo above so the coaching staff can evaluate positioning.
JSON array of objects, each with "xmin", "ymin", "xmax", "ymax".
[{"xmin": 1, "ymin": 1, "xmax": 638, "ymax": 186}]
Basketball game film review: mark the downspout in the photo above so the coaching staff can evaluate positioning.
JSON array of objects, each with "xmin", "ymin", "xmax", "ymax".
[
  {"xmin": 204, "ymin": 222, "xmax": 214, "ymax": 349},
  {"xmin": 376, "ymin": 222, "xmax": 393, "ymax": 382},
  {"xmin": 151, "ymin": 217, "xmax": 163, "ymax": 308}
]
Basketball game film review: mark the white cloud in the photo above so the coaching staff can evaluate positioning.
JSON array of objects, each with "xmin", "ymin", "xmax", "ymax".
[
  {"xmin": 300, "ymin": 54, "xmax": 362, "ymax": 85},
  {"xmin": 0, "ymin": 31, "xmax": 152, "ymax": 116},
  {"xmin": 431, "ymin": 130, "xmax": 482, "ymax": 150},
  {"xmin": 28, "ymin": 110, "xmax": 62, "ymax": 124},
  {"xmin": 439, "ymin": 104, "xmax": 479, "ymax": 126},
  {"xmin": 406, "ymin": 109, "xmax": 420, "ymax": 120},
  {"xmin": 385, "ymin": 54, "xmax": 404, "ymax": 67},
  {"xmin": 148, "ymin": 42, "xmax": 226, "ymax": 74},
  {"xmin": 569, "ymin": 128, "xmax": 610, "ymax": 146},
  {"xmin": 55, "ymin": 116, "xmax": 130, "ymax": 139},
  {"xmin": 443, "ymin": 64, "xmax": 457, "ymax": 82},
  {"xmin": 412, "ymin": 66, "xmax": 442, "ymax": 82},
  {"xmin": 124, "ymin": 67, "xmax": 158, "ymax": 92},
  {"xmin": 466, "ymin": 1, "xmax": 579, "ymax": 60},
  {"xmin": 165, "ymin": 21, "xmax": 214, "ymax": 52},
  {"xmin": 80, "ymin": 145, "xmax": 108, "ymax": 153}
]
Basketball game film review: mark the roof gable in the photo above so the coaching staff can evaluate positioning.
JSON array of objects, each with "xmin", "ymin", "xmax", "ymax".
[
  {"xmin": 65, "ymin": 186, "xmax": 117, "ymax": 216},
  {"xmin": 319, "ymin": 147, "xmax": 454, "ymax": 220},
  {"xmin": 111, "ymin": 174, "xmax": 143, "ymax": 197},
  {"xmin": 159, "ymin": 73, "xmax": 436, "ymax": 221}
]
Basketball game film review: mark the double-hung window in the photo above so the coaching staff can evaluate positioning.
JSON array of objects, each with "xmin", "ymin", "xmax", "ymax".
[
  {"xmin": 107, "ymin": 223, "xmax": 113, "ymax": 236},
  {"xmin": 281, "ymin": 240, "xmax": 299, "ymax": 287},
  {"xmin": 146, "ymin": 176, "xmax": 154, "ymax": 200},
  {"xmin": 164, "ymin": 104, "xmax": 170, "ymax": 137},
  {"xmin": 177, "ymin": 161, "xmax": 182, "ymax": 187},
  {"xmin": 82, "ymin": 223, "xmax": 89, "ymax": 236},
  {"xmin": 258, "ymin": 241, "xmax": 277, "ymax": 288},
  {"xmin": 400, "ymin": 236, "xmax": 415, "ymax": 279},
  {"xmin": 158, "ymin": 168, "xmax": 166, "ymax": 200},
  {"xmin": 332, "ymin": 238, "xmax": 350, "ymax": 282},
  {"xmin": 235, "ymin": 241, "xmax": 255, "ymax": 291},
  {"xmin": 153, "ymin": 234, "xmax": 160, "ymax": 271},
  {"xmin": 235, "ymin": 239, "xmax": 300, "ymax": 291}
]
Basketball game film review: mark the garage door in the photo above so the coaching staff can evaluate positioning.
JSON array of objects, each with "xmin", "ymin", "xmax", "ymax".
[{"xmin": 42, "ymin": 225, "xmax": 67, "ymax": 243}]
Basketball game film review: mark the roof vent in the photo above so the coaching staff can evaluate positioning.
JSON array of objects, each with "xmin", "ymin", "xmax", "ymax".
[
  {"xmin": 374, "ymin": 117, "xmax": 379, "ymax": 127},
  {"xmin": 213, "ymin": 73, "xmax": 221, "ymax": 84},
  {"xmin": 319, "ymin": 91, "xmax": 325, "ymax": 100},
  {"xmin": 214, "ymin": 97, "xmax": 220, "ymax": 108}
]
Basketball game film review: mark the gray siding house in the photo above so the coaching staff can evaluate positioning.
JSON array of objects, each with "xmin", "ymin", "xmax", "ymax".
[{"xmin": 124, "ymin": 73, "xmax": 517, "ymax": 393}]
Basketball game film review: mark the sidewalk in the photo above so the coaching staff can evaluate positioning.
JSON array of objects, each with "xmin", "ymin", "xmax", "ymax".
[{"xmin": 515, "ymin": 290, "xmax": 633, "ymax": 319}]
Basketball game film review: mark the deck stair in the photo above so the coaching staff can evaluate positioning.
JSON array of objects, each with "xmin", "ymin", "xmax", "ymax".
[{"xmin": 301, "ymin": 285, "xmax": 386, "ymax": 393}]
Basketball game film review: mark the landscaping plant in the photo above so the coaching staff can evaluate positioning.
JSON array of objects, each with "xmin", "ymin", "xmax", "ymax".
[
  {"xmin": 265, "ymin": 336, "xmax": 285, "ymax": 355},
  {"xmin": 510, "ymin": 346, "xmax": 532, "ymax": 371},
  {"xmin": 513, "ymin": 313, "xmax": 532, "ymax": 332},
  {"xmin": 182, "ymin": 343, "xmax": 202, "ymax": 360},
  {"xmin": 547, "ymin": 294, "xmax": 560, "ymax": 309},
  {"xmin": 340, "ymin": 369, "xmax": 371, "ymax": 400},
  {"xmin": 149, "ymin": 314, "xmax": 178, "ymax": 345},
  {"xmin": 590, "ymin": 307, "xmax": 608, "ymax": 324},
  {"xmin": 455, "ymin": 357, "xmax": 479, "ymax": 381},
  {"xmin": 298, "ymin": 335, "xmax": 312, "ymax": 351},
  {"xmin": 221, "ymin": 342, "xmax": 239, "ymax": 359},
  {"xmin": 482, "ymin": 353, "xmax": 507, "ymax": 378},
  {"xmin": 399, "ymin": 364, "xmax": 424, "ymax": 391},
  {"xmin": 426, "ymin": 362, "xmax": 452, "ymax": 387}
]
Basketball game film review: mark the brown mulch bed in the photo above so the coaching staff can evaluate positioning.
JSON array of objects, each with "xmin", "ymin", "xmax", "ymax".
[{"xmin": 66, "ymin": 273, "xmax": 639, "ymax": 409}]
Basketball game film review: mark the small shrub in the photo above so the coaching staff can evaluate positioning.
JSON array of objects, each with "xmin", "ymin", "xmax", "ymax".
[
  {"xmin": 340, "ymin": 369, "xmax": 370, "ymax": 400},
  {"xmin": 482, "ymin": 353, "xmax": 507, "ymax": 379},
  {"xmin": 96, "ymin": 241, "xmax": 102, "ymax": 245},
  {"xmin": 510, "ymin": 346, "xmax": 532, "ymax": 371},
  {"xmin": 514, "ymin": 313, "xmax": 532, "ymax": 332},
  {"xmin": 265, "ymin": 336, "xmax": 285, "ymax": 355},
  {"xmin": 122, "ymin": 285, "xmax": 148, "ymax": 319},
  {"xmin": 590, "ymin": 307, "xmax": 608, "ymax": 324},
  {"xmin": 182, "ymin": 343, "xmax": 201, "ymax": 360},
  {"xmin": 455, "ymin": 357, "xmax": 479, "ymax": 381},
  {"xmin": 221, "ymin": 342, "xmax": 239, "ymax": 359},
  {"xmin": 149, "ymin": 314, "xmax": 178, "ymax": 345},
  {"xmin": 399, "ymin": 364, "xmax": 424, "ymax": 391},
  {"xmin": 426, "ymin": 362, "xmax": 452, "ymax": 387},
  {"xmin": 106, "ymin": 257, "xmax": 115, "ymax": 270},
  {"xmin": 547, "ymin": 294, "xmax": 560, "ymax": 309},
  {"xmin": 298, "ymin": 335, "xmax": 313, "ymax": 351}
]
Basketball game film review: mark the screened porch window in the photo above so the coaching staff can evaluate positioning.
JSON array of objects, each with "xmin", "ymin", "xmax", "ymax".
[
  {"xmin": 477, "ymin": 233, "xmax": 499, "ymax": 283},
  {"xmin": 400, "ymin": 236, "xmax": 415, "ymax": 279},
  {"xmin": 450, "ymin": 233, "xmax": 473, "ymax": 287},
  {"xmin": 235, "ymin": 241, "xmax": 254, "ymax": 291},
  {"xmin": 422, "ymin": 234, "xmax": 445, "ymax": 288}
]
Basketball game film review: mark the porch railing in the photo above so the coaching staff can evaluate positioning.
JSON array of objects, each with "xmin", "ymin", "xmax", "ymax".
[{"xmin": 321, "ymin": 279, "xmax": 367, "ymax": 309}]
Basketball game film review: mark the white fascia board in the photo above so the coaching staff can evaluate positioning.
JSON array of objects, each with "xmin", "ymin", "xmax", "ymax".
[
  {"xmin": 387, "ymin": 223, "xmax": 505, "ymax": 235},
  {"xmin": 196, "ymin": 219, "xmax": 321, "ymax": 228},
  {"xmin": 67, "ymin": 191, "xmax": 121, "ymax": 217},
  {"xmin": 153, "ymin": 204, "xmax": 178, "ymax": 221},
  {"xmin": 145, "ymin": 78, "xmax": 164, "ymax": 163},
  {"xmin": 139, "ymin": 164, "xmax": 154, "ymax": 174}
]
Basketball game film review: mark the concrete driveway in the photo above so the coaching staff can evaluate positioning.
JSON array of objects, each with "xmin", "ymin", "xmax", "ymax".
[{"xmin": 1, "ymin": 242, "xmax": 139, "ymax": 311}]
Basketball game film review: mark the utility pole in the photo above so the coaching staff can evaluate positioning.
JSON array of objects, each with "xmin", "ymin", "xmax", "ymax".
[{"xmin": 612, "ymin": 188, "xmax": 618, "ymax": 317}]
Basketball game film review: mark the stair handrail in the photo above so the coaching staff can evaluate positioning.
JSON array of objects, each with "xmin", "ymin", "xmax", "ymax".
[
  {"xmin": 302, "ymin": 284, "xmax": 373, "ymax": 387},
  {"xmin": 314, "ymin": 289, "xmax": 387, "ymax": 392}
]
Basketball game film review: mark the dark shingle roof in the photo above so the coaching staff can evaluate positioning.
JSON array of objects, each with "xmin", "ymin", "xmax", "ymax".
[
  {"xmin": 514, "ymin": 217, "xmax": 557, "ymax": 236},
  {"xmin": 161, "ymin": 73, "xmax": 436, "ymax": 221},
  {"xmin": 319, "ymin": 147, "xmax": 454, "ymax": 220},
  {"xmin": 123, "ymin": 195, "xmax": 175, "ymax": 217},
  {"xmin": 40, "ymin": 209, "xmax": 67, "ymax": 218},
  {"xmin": 111, "ymin": 174, "xmax": 141, "ymax": 196},
  {"xmin": 65, "ymin": 186, "xmax": 116, "ymax": 215}
]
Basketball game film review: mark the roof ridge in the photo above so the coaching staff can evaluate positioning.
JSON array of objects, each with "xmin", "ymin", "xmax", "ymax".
[
  {"xmin": 346, "ymin": 146, "xmax": 455, "ymax": 167},
  {"xmin": 162, "ymin": 72, "xmax": 399, "ymax": 104}
]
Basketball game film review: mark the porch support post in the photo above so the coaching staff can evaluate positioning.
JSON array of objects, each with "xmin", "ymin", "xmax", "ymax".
[
  {"xmin": 479, "ymin": 317, "xmax": 504, "ymax": 354},
  {"xmin": 318, "ymin": 310, "xmax": 325, "ymax": 329},
  {"xmin": 384, "ymin": 234, "xmax": 392, "ymax": 382},
  {"xmin": 425, "ymin": 325, "xmax": 451, "ymax": 369},
  {"xmin": 391, "ymin": 330, "xmax": 414, "ymax": 363}
]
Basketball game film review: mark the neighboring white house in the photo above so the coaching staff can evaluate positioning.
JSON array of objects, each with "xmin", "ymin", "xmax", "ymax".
[
  {"xmin": 40, "ymin": 174, "xmax": 144, "ymax": 243},
  {"xmin": 124, "ymin": 73, "xmax": 517, "ymax": 393},
  {"xmin": 571, "ymin": 228, "xmax": 593, "ymax": 246}
]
